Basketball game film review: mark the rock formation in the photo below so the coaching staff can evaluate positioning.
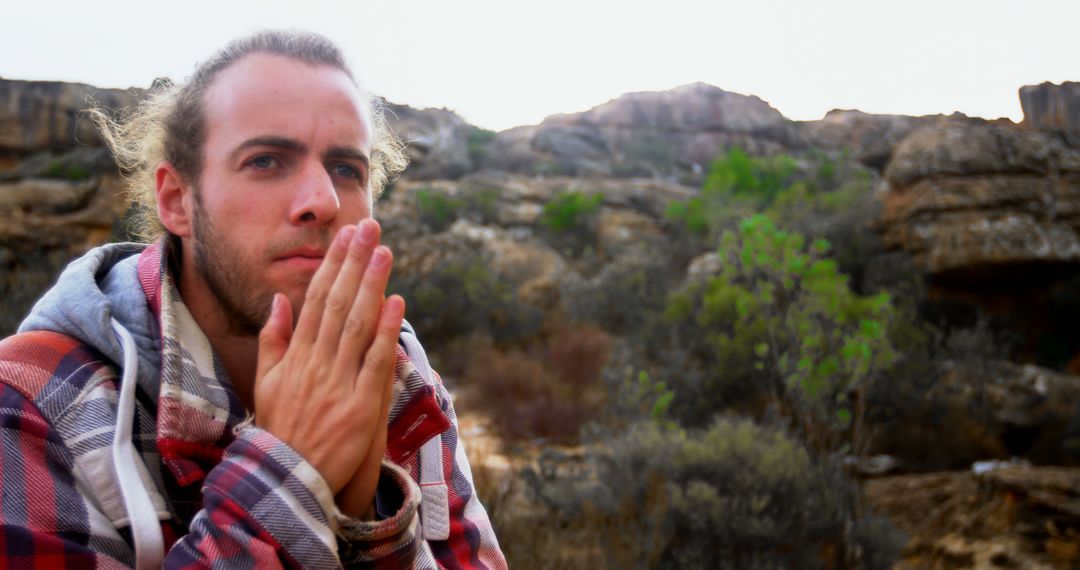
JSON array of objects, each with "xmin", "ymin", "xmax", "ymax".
[
  {"xmin": 482, "ymin": 83, "xmax": 793, "ymax": 180},
  {"xmin": 382, "ymin": 101, "xmax": 476, "ymax": 180},
  {"xmin": 867, "ymin": 466, "xmax": 1080, "ymax": 569},
  {"xmin": 880, "ymin": 121, "xmax": 1080, "ymax": 275},
  {"xmin": 0, "ymin": 79, "xmax": 141, "ymax": 333},
  {"xmin": 795, "ymin": 109, "xmax": 953, "ymax": 170},
  {"xmin": 1021, "ymin": 81, "xmax": 1080, "ymax": 133}
]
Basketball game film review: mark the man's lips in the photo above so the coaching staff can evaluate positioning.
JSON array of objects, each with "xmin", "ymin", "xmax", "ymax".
[{"xmin": 274, "ymin": 247, "xmax": 326, "ymax": 271}]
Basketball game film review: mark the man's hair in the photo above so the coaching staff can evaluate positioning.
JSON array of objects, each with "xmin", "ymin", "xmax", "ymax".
[{"xmin": 90, "ymin": 29, "xmax": 408, "ymax": 242}]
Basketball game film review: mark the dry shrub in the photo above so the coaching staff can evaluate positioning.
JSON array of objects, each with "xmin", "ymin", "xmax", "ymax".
[
  {"xmin": 522, "ymin": 419, "xmax": 904, "ymax": 569},
  {"xmin": 451, "ymin": 326, "xmax": 611, "ymax": 444},
  {"xmin": 468, "ymin": 437, "xmax": 667, "ymax": 569},
  {"xmin": 466, "ymin": 436, "xmax": 578, "ymax": 569}
]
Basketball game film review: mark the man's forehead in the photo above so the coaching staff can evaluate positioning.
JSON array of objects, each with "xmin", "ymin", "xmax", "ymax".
[{"xmin": 202, "ymin": 52, "xmax": 372, "ymax": 149}]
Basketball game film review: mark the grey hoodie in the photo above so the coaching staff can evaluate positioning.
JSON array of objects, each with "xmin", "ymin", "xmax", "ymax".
[{"xmin": 20, "ymin": 242, "xmax": 163, "ymax": 401}]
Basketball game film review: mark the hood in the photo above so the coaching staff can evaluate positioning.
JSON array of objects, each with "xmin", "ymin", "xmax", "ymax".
[{"xmin": 19, "ymin": 242, "xmax": 163, "ymax": 401}]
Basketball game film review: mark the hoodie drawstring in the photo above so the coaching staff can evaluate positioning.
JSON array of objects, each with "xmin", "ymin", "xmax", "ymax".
[{"xmin": 111, "ymin": 318, "xmax": 165, "ymax": 569}]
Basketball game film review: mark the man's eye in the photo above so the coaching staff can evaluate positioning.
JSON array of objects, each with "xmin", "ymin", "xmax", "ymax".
[
  {"xmin": 331, "ymin": 163, "xmax": 363, "ymax": 181},
  {"xmin": 250, "ymin": 155, "xmax": 280, "ymax": 169}
]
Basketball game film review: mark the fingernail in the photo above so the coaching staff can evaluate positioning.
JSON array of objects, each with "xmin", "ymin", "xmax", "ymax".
[
  {"xmin": 371, "ymin": 246, "xmax": 390, "ymax": 268},
  {"xmin": 357, "ymin": 220, "xmax": 377, "ymax": 244},
  {"xmin": 388, "ymin": 295, "xmax": 405, "ymax": 318},
  {"xmin": 271, "ymin": 293, "xmax": 281, "ymax": 314},
  {"xmin": 338, "ymin": 225, "xmax": 357, "ymax": 247}
]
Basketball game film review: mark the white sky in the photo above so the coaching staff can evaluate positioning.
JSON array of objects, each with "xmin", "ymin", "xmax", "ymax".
[{"xmin": 1, "ymin": 0, "xmax": 1076, "ymax": 132}]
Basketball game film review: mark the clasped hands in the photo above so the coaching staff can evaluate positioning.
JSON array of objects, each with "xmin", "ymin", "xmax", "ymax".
[{"xmin": 254, "ymin": 219, "xmax": 403, "ymax": 518}]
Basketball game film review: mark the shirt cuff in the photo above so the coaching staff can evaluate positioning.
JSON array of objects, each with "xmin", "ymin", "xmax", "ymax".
[{"xmin": 333, "ymin": 460, "xmax": 422, "ymax": 566}]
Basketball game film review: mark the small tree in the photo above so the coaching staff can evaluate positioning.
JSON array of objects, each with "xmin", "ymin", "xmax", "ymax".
[{"xmin": 667, "ymin": 215, "xmax": 896, "ymax": 455}]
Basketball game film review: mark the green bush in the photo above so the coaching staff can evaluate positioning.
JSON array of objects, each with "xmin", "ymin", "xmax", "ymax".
[
  {"xmin": 414, "ymin": 187, "xmax": 461, "ymax": 232},
  {"xmin": 702, "ymin": 148, "xmax": 797, "ymax": 208},
  {"xmin": 541, "ymin": 191, "xmax": 602, "ymax": 232},
  {"xmin": 665, "ymin": 215, "xmax": 897, "ymax": 454},
  {"xmin": 665, "ymin": 148, "xmax": 874, "ymax": 257},
  {"xmin": 539, "ymin": 190, "xmax": 603, "ymax": 256},
  {"xmin": 526, "ymin": 418, "xmax": 904, "ymax": 569}
]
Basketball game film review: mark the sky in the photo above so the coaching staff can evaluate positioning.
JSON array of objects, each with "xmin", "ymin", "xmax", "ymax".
[{"xmin": 1, "ymin": 0, "xmax": 1076, "ymax": 132}]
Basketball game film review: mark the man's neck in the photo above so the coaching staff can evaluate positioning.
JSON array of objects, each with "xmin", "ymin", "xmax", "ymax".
[{"xmin": 174, "ymin": 243, "xmax": 260, "ymax": 411}]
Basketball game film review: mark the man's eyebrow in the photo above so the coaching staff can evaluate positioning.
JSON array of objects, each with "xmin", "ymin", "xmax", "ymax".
[
  {"xmin": 228, "ymin": 136, "xmax": 306, "ymax": 163},
  {"xmin": 325, "ymin": 146, "xmax": 370, "ymax": 168}
]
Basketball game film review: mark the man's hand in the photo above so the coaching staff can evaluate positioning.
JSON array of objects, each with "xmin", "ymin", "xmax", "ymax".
[{"xmin": 254, "ymin": 219, "xmax": 403, "ymax": 516}]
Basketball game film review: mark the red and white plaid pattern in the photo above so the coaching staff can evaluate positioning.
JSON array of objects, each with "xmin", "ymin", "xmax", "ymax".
[{"xmin": 0, "ymin": 241, "xmax": 506, "ymax": 568}]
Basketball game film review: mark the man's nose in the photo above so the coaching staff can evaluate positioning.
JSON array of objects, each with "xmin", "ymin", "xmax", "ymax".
[{"xmin": 289, "ymin": 162, "xmax": 340, "ymax": 225}]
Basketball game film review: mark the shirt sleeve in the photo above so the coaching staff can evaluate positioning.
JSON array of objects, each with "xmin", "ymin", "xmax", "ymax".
[{"xmin": 168, "ymin": 426, "xmax": 423, "ymax": 568}]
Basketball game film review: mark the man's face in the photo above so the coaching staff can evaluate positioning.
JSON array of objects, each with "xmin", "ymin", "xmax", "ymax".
[{"xmin": 190, "ymin": 53, "xmax": 373, "ymax": 335}]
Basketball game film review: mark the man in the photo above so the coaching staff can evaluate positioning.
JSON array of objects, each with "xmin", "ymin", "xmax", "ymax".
[{"xmin": 0, "ymin": 30, "xmax": 506, "ymax": 569}]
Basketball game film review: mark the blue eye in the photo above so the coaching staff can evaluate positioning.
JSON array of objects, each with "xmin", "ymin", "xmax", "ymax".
[
  {"xmin": 250, "ymin": 155, "xmax": 280, "ymax": 169},
  {"xmin": 331, "ymin": 163, "xmax": 363, "ymax": 180}
]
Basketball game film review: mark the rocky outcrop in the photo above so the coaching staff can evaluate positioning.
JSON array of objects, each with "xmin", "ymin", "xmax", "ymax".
[
  {"xmin": 383, "ymin": 101, "xmax": 475, "ymax": 180},
  {"xmin": 1021, "ymin": 82, "xmax": 1080, "ymax": 133},
  {"xmin": 796, "ymin": 109, "xmax": 955, "ymax": 170},
  {"xmin": 867, "ymin": 467, "xmax": 1080, "ymax": 570},
  {"xmin": 0, "ymin": 79, "xmax": 139, "ymax": 153},
  {"xmin": 879, "ymin": 120, "xmax": 1080, "ymax": 276},
  {"xmin": 483, "ymin": 83, "xmax": 793, "ymax": 180},
  {"xmin": 0, "ymin": 80, "xmax": 142, "ymax": 334}
]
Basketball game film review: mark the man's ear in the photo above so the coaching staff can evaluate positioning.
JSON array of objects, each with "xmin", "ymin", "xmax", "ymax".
[{"xmin": 156, "ymin": 161, "xmax": 193, "ymax": 237}]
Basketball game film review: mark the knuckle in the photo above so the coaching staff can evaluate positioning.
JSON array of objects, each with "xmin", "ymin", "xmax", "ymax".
[
  {"xmin": 346, "ymin": 245, "xmax": 366, "ymax": 260},
  {"xmin": 325, "ymin": 293, "xmax": 349, "ymax": 312},
  {"xmin": 308, "ymin": 361, "xmax": 333, "ymax": 381},
  {"xmin": 343, "ymin": 315, "xmax": 368, "ymax": 335},
  {"xmin": 304, "ymin": 287, "xmax": 326, "ymax": 305},
  {"xmin": 364, "ymin": 348, "xmax": 388, "ymax": 371}
]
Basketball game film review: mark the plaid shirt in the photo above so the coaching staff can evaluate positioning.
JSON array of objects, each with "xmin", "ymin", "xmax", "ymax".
[{"xmin": 0, "ymin": 242, "xmax": 506, "ymax": 569}]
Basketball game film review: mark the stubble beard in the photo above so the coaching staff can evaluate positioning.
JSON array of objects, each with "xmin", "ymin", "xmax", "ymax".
[{"xmin": 191, "ymin": 196, "xmax": 272, "ymax": 338}]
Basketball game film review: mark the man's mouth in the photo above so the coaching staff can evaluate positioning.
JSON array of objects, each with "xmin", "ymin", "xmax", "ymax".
[{"xmin": 274, "ymin": 247, "xmax": 326, "ymax": 271}]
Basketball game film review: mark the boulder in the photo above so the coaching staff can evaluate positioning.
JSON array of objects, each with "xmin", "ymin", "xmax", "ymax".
[{"xmin": 1020, "ymin": 81, "xmax": 1080, "ymax": 133}]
